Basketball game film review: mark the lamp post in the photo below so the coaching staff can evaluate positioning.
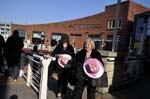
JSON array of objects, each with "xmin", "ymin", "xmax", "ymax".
[
  {"xmin": 41, "ymin": 32, "xmax": 45, "ymax": 51},
  {"xmin": 112, "ymin": 0, "xmax": 121, "ymax": 52}
]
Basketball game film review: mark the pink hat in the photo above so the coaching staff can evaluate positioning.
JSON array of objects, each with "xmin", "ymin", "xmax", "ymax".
[
  {"xmin": 83, "ymin": 58, "xmax": 104, "ymax": 78},
  {"xmin": 58, "ymin": 54, "xmax": 72, "ymax": 68}
]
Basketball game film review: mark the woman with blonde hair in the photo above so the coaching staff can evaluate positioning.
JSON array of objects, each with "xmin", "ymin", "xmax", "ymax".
[{"xmin": 73, "ymin": 38, "xmax": 104, "ymax": 99}]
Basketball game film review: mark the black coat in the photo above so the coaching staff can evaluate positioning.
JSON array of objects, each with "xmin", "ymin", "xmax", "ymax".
[
  {"xmin": 4, "ymin": 35, "xmax": 24, "ymax": 66},
  {"xmin": 0, "ymin": 35, "xmax": 5, "ymax": 55},
  {"xmin": 4, "ymin": 36, "xmax": 24, "ymax": 57},
  {"xmin": 75, "ymin": 49, "xmax": 104, "ymax": 81},
  {"xmin": 50, "ymin": 43, "xmax": 75, "ymax": 73}
]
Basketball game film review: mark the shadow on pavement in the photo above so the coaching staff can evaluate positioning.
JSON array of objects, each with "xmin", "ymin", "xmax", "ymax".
[
  {"xmin": 10, "ymin": 94, "xmax": 18, "ymax": 99},
  {"xmin": 110, "ymin": 74, "xmax": 150, "ymax": 99},
  {"xmin": 0, "ymin": 75, "xmax": 9, "ymax": 99},
  {"xmin": 48, "ymin": 76, "xmax": 74, "ymax": 99},
  {"xmin": 48, "ymin": 76, "xmax": 58, "ymax": 96}
]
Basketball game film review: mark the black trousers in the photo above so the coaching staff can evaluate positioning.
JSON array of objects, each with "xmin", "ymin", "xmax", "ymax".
[
  {"xmin": 0, "ymin": 54, "xmax": 3, "ymax": 72},
  {"xmin": 73, "ymin": 79, "xmax": 96, "ymax": 99},
  {"xmin": 5, "ymin": 56, "xmax": 20, "ymax": 80},
  {"xmin": 57, "ymin": 68, "xmax": 69, "ymax": 95}
]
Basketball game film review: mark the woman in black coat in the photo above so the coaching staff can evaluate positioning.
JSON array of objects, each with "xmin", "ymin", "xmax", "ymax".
[
  {"xmin": 0, "ymin": 35, "xmax": 5, "ymax": 73},
  {"xmin": 50, "ymin": 35, "xmax": 75, "ymax": 99},
  {"xmin": 73, "ymin": 38, "xmax": 103, "ymax": 99},
  {"xmin": 4, "ymin": 30, "xmax": 24, "ymax": 81}
]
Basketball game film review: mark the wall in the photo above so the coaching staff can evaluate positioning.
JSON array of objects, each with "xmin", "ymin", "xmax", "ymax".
[{"xmin": 11, "ymin": 1, "xmax": 149, "ymax": 57}]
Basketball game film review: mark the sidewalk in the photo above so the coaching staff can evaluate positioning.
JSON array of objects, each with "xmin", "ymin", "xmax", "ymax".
[
  {"xmin": 110, "ymin": 74, "xmax": 150, "ymax": 99},
  {"xmin": 0, "ymin": 76, "xmax": 37, "ymax": 99},
  {"xmin": 47, "ymin": 76, "xmax": 117, "ymax": 99},
  {"xmin": 0, "ymin": 74, "xmax": 150, "ymax": 99},
  {"xmin": 0, "ymin": 76, "xmax": 116, "ymax": 99}
]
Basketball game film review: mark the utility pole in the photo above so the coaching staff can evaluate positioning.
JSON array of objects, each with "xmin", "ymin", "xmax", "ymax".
[{"xmin": 112, "ymin": 0, "xmax": 121, "ymax": 52}]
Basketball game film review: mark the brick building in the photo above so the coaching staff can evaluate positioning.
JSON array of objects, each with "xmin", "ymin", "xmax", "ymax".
[{"xmin": 11, "ymin": 0, "xmax": 149, "ymax": 56}]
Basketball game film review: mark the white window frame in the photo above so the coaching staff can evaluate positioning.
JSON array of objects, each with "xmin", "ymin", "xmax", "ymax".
[{"xmin": 108, "ymin": 19, "xmax": 121, "ymax": 29}]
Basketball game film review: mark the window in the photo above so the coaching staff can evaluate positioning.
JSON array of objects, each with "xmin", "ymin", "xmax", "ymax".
[
  {"xmin": 51, "ymin": 35, "xmax": 61, "ymax": 46},
  {"xmin": 51, "ymin": 32, "xmax": 68, "ymax": 47},
  {"xmin": 108, "ymin": 20, "xmax": 115, "ymax": 29},
  {"xmin": 6, "ymin": 24, "xmax": 10, "ymax": 27},
  {"xmin": 0, "ymin": 24, "xmax": 5, "ymax": 26},
  {"xmin": 108, "ymin": 19, "xmax": 121, "ymax": 29},
  {"xmin": 4, "ymin": 32, "xmax": 8, "ymax": 34},
  {"xmin": 32, "ymin": 31, "xmax": 45, "ymax": 44},
  {"xmin": 88, "ymin": 35, "xmax": 101, "ymax": 49},
  {"xmin": 6, "ymin": 28, "xmax": 10, "ymax": 31},
  {"xmin": 1, "ymin": 28, "xmax": 5, "ymax": 30},
  {"xmin": 17, "ymin": 29, "xmax": 26, "ymax": 40},
  {"xmin": 1, "ymin": 32, "xmax": 4, "ymax": 34}
]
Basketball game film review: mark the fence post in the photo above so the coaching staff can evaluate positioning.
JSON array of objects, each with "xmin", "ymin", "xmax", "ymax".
[
  {"xmin": 20, "ymin": 53, "xmax": 25, "ymax": 77},
  {"xmin": 27, "ymin": 56, "xmax": 33, "ymax": 86},
  {"xmin": 39, "ymin": 58, "xmax": 51, "ymax": 99}
]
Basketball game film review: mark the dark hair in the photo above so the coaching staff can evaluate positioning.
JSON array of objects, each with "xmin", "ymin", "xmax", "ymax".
[
  {"xmin": 61, "ymin": 34, "xmax": 69, "ymax": 44},
  {"xmin": 33, "ymin": 45, "xmax": 38, "ymax": 52},
  {"xmin": 12, "ymin": 30, "xmax": 19, "ymax": 37}
]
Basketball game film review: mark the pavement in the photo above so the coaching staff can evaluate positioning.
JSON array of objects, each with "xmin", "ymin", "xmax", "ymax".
[
  {"xmin": 110, "ymin": 73, "xmax": 150, "ymax": 99},
  {"xmin": 0, "ymin": 76, "xmax": 37, "ymax": 99},
  {"xmin": 0, "ymin": 73, "xmax": 150, "ymax": 99}
]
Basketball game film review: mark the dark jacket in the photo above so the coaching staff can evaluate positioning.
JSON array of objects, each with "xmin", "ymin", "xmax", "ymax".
[
  {"xmin": 75, "ymin": 49, "xmax": 103, "ymax": 81},
  {"xmin": 0, "ymin": 35, "xmax": 5, "ymax": 55},
  {"xmin": 50, "ymin": 43, "xmax": 75, "ymax": 73},
  {"xmin": 4, "ymin": 35, "xmax": 24, "ymax": 58}
]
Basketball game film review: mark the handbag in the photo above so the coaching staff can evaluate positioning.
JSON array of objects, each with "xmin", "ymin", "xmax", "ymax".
[{"xmin": 91, "ymin": 72, "xmax": 108, "ymax": 87}]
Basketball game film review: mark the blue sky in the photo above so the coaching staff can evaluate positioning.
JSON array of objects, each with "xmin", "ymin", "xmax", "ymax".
[{"xmin": 0, "ymin": 0, "xmax": 149, "ymax": 24}]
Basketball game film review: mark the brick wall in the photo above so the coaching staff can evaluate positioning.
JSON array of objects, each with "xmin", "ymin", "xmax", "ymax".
[{"xmin": 11, "ymin": 1, "xmax": 149, "ymax": 56}]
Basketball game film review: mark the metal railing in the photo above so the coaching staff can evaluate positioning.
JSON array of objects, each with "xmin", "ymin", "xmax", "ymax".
[{"xmin": 20, "ymin": 52, "xmax": 55, "ymax": 99}]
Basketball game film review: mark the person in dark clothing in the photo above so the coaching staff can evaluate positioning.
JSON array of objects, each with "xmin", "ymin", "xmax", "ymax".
[
  {"xmin": 4, "ymin": 30, "xmax": 24, "ymax": 81},
  {"xmin": 72, "ymin": 38, "xmax": 103, "ymax": 99},
  {"xmin": 50, "ymin": 35, "xmax": 75, "ymax": 99},
  {"xmin": 0, "ymin": 35, "xmax": 5, "ymax": 73},
  {"xmin": 32, "ymin": 45, "xmax": 38, "ymax": 53}
]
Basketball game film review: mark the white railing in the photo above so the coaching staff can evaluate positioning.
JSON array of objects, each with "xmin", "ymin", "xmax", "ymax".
[{"xmin": 20, "ymin": 52, "xmax": 55, "ymax": 99}]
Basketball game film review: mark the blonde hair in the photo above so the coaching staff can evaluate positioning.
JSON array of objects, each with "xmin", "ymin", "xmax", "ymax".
[{"xmin": 83, "ymin": 38, "xmax": 95, "ymax": 49}]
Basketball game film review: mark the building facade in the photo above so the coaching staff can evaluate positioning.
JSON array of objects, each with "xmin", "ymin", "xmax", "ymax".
[
  {"xmin": 0, "ymin": 21, "xmax": 11, "ymax": 41},
  {"xmin": 11, "ymin": 1, "xmax": 149, "ymax": 56},
  {"xmin": 133, "ymin": 11, "xmax": 150, "ymax": 55}
]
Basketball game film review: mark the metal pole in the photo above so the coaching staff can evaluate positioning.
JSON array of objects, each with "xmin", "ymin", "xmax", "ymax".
[
  {"xmin": 41, "ymin": 39, "xmax": 43, "ymax": 51},
  {"xmin": 112, "ymin": 0, "xmax": 121, "ymax": 52},
  {"xmin": 41, "ymin": 32, "xmax": 44, "ymax": 51},
  {"xmin": 138, "ymin": 18, "xmax": 147, "ymax": 55}
]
